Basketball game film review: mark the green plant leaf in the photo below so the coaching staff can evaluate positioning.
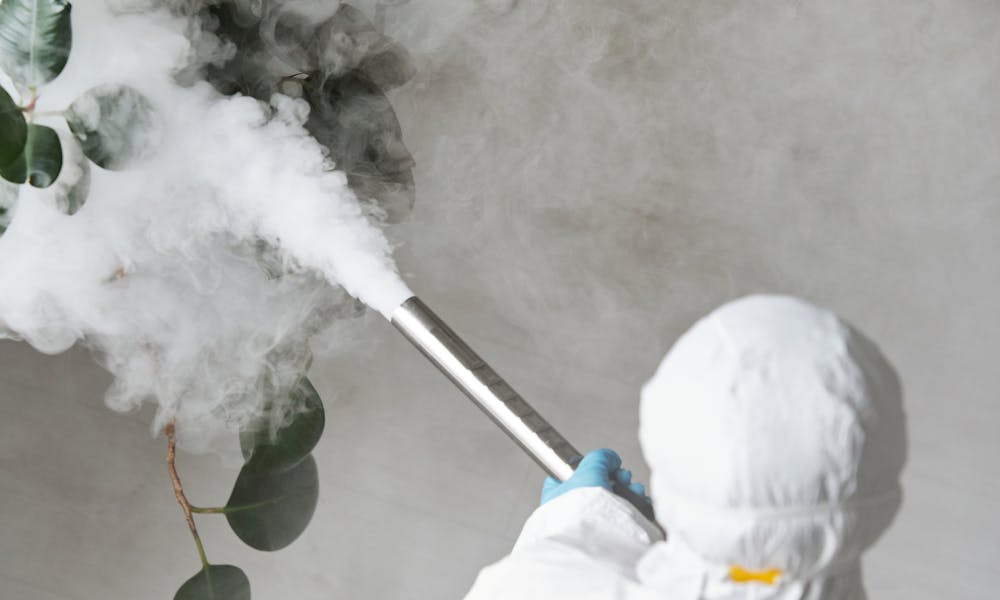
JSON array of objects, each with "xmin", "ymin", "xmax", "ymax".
[
  {"xmin": 174, "ymin": 564, "xmax": 250, "ymax": 600},
  {"xmin": 225, "ymin": 454, "xmax": 319, "ymax": 551},
  {"xmin": 65, "ymin": 83, "xmax": 157, "ymax": 170},
  {"xmin": 0, "ymin": 86, "xmax": 27, "ymax": 167},
  {"xmin": 50, "ymin": 130, "xmax": 88, "ymax": 214},
  {"xmin": 0, "ymin": 0, "xmax": 73, "ymax": 87},
  {"xmin": 239, "ymin": 376, "xmax": 325, "ymax": 473},
  {"xmin": 0, "ymin": 123, "xmax": 62, "ymax": 187},
  {"xmin": 303, "ymin": 72, "xmax": 415, "ymax": 224},
  {"xmin": 357, "ymin": 40, "xmax": 416, "ymax": 91}
]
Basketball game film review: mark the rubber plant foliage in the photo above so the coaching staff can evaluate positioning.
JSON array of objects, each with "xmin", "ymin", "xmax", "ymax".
[
  {"xmin": 0, "ymin": 1, "xmax": 417, "ymax": 598},
  {"xmin": 0, "ymin": 0, "xmax": 157, "ymax": 224}
]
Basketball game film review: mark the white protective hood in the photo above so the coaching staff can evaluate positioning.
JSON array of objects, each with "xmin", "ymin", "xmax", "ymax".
[{"xmin": 638, "ymin": 295, "xmax": 906, "ymax": 598}]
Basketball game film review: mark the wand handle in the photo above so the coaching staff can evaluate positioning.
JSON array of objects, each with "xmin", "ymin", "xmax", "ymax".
[{"xmin": 391, "ymin": 296, "xmax": 656, "ymax": 523}]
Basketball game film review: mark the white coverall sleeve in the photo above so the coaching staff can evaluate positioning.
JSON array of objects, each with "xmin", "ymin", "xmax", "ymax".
[{"xmin": 464, "ymin": 487, "xmax": 663, "ymax": 600}]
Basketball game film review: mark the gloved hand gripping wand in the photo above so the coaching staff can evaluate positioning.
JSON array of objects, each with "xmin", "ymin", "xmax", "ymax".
[{"xmin": 391, "ymin": 296, "xmax": 656, "ymax": 522}]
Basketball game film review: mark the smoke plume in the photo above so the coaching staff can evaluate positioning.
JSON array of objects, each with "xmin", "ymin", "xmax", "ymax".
[{"xmin": 0, "ymin": 1, "xmax": 413, "ymax": 450}]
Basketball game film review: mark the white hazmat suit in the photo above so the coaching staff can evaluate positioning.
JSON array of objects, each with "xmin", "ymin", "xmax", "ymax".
[{"xmin": 465, "ymin": 295, "xmax": 906, "ymax": 600}]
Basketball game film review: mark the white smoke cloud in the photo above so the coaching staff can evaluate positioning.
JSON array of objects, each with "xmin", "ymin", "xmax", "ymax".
[{"xmin": 0, "ymin": 1, "xmax": 412, "ymax": 450}]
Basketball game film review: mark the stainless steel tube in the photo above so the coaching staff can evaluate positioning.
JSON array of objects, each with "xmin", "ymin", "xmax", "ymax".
[
  {"xmin": 391, "ymin": 296, "xmax": 656, "ymax": 523},
  {"xmin": 392, "ymin": 296, "xmax": 579, "ymax": 480}
]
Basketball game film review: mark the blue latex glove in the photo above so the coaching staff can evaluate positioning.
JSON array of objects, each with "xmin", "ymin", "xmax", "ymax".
[{"xmin": 540, "ymin": 448, "xmax": 650, "ymax": 506}]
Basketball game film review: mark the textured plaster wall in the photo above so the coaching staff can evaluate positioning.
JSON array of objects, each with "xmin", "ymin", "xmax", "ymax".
[{"xmin": 1, "ymin": 1, "xmax": 997, "ymax": 598}]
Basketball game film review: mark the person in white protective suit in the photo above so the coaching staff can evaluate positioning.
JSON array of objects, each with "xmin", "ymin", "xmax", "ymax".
[{"xmin": 465, "ymin": 294, "xmax": 907, "ymax": 600}]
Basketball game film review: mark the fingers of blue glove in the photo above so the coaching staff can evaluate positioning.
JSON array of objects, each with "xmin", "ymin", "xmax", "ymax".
[
  {"xmin": 628, "ymin": 481, "xmax": 646, "ymax": 497},
  {"xmin": 541, "ymin": 450, "xmax": 625, "ymax": 506},
  {"xmin": 613, "ymin": 468, "xmax": 633, "ymax": 486},
  {"xmin": 542, "ymin": 476, "xmax": 561, "ymax": 493},
  {"xmin": 540, "ymin": 476, "xmax": 562, "ymax": 505},
  {"xmin": 575, "ymin": 449, "xmax": 621, "ymax": 479}
]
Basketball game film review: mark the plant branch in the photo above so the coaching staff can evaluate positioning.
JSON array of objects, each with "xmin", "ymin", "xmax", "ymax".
[
  {"xmin": 190, "ymin": 499, "xmax": 281, "ymax": 515},
  {"xmin": 189, "ymin": 505, "xmax": 226, "ymax": 514},
  {"xmin": 20, "ymin": 91, "xmax": 38, "ymax": 117},
  {"xmin": 165, "ymin": 421, "xmax": 209, "ymax": 567}
]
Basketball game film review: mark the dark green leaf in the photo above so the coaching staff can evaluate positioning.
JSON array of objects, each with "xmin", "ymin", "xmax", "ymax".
[
  {"xmin": 201, "ymin": 2, "xmax": 284, "ymax": 99},
  {"xmin": 313, "ymin": 5, "xmax": 377, "ymax": 72},
  {"xmin": 357, "ymin": 40, "xmax": 416, "ymax": 91},
  {"xmin": 226, "ymin": 454, "xmax": 319, "ymax": 551},
  {"xmin": 303, "ymin": 73, "xmax": 415, "ymax": 223},
  {"xmin": 240, "ymin": 376, "xmax": 325, "ymax": 473},
  {"xmin": 0, "ymin": 86, "xmax": 27, "ymax": 167},
  {"xmin": 174, "ymin": 564, "xmax": 250, "ymax": 600},
  {"xmin": 0, "ymin": 0, "xmax": 72, "ymax": 87},
  {"xmin": 0, "ymin": 124, "xmax": 62, "ymax": 187},
  {"xmin": 66, "ymin": 84, "xmax": 157, "ymax": 170},
  {"xmin": 50, "ymin": 130, "xmax": 88, "ymax": 214}
]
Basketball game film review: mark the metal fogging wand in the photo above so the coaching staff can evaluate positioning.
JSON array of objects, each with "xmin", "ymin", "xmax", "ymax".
[{"xmin": 391, "ymin": 296, "xmax": 656, "ymax": 523}]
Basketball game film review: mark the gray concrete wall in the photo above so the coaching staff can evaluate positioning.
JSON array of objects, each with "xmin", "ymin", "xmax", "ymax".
[{"xmin": 1, "ymin": 1, "xmax": 997, "ymax": 598}]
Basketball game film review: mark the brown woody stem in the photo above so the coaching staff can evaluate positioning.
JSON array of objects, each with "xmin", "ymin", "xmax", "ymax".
[{"xmin": 165, "ymin": 421, "xmax": 209, "ymax": 567}]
